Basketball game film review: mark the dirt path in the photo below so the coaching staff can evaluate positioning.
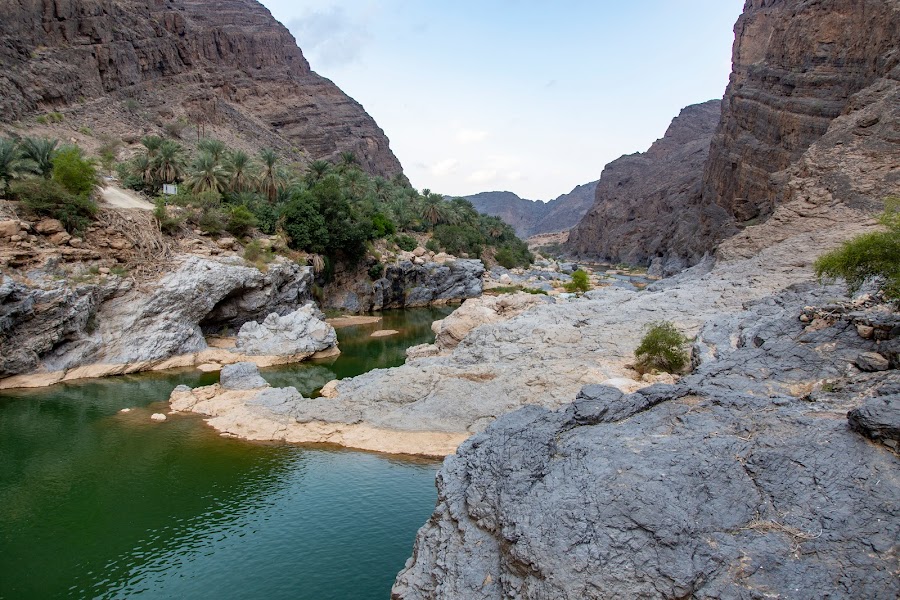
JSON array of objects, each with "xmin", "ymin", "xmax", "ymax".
[{"xmin": 100, "ymin": 184, "xmax": 154, "ymax": 210}]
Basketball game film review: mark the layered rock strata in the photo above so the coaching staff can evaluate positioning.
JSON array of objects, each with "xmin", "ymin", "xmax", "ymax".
[
  {"xmin": 565, "ymin": 100, "xmax": 723, "ymax": 274},
  {"xmin": 702, "ymin": 0, "xmax": 900, "ymax": 223},
  {"xmin": 0, "ymin": 0, "xmax": 401, "ymax": 175}
]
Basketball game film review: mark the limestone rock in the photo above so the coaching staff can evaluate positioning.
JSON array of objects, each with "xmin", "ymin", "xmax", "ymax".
[
  {"xmin": 150, "ymin": 413, "xmax": 167, "ymax": 422},
  {"xmin": 432, "ymin": 293, "xmax": 553, "ymax": 353},
  {"xmin": 0, "ymin": 256, "xmax": 314, "ymax": 379},
  {"xmin": 393, "ymin": 286, "xmax": 900, "ymax": 599},
  {"xmin": 235, "ymin": 305, "xmax": 336, "ymax": 357},
  {"xmin": 219, "ymin": 362, "xmax": 269, "ymax": 390},
  {"xmin": 701, "ymin": 0, "xmax": 900, "ymax": 225},
  {"xmin": 0, "ymin": 220, "xmax": 21, "ymax": 237}
]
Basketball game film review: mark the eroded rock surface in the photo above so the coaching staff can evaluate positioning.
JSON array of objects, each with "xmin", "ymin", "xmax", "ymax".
[
  {"xmin": 235, "ymin": 305, "xmax": 336, "ymax": 357},
  {"xmin": 324, "ymin": 259, "xmax": 484, "ymax": 313},
  {"xmin": 393, "ymin": 286, "xmax": 900, "ymax": 599},
  {"xmin": 0, "ymin": 256, "xmax": 313, "ymax": 380}
]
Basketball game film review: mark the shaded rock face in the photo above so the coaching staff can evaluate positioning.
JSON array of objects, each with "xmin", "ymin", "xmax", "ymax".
[
  {"xmin": 0, "ymin": 256, "xmax": 313, "ymax": 378},
  {"xmin": 393, "ymin": 285, "xmax": 900, "ymax": 599},
  {"xmin": 324, "ymin": 259, "xmax": 484, "ymax": 313},
  {"xmin": 0, "ymin": 0, "xmax": 401, "ymax": 176},
  {"xmin": 564, "ymin": 100, "xmax": 724, "ymax": 274},
  {"xmin": 465, "ymin": 182, "xmax": 598, "ymax": 238},
  {"xmin": 702, "ymin": 0, "xmax": 900, "ymax": 224}
]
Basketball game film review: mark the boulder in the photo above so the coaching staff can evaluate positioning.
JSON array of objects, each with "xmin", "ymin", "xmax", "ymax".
[
  {"xmin": 0, "ymin": 220, "xmax": 21, "ymax": 237},
  {"xmin": 235, "ymin": 305, "xmax": 336, "ymax": 357},
  {"xmin": 848, "ymin": 395, "xmax": 900, "ymax": 448},
  {"xmin": 856, "ymin": 351, "xmax": 890, "ymax": 372},
  {"xmin": 150, "ymin": 413, "xmax": 167, "ymax": 422},
  {"xmin": 34, "ymin": 218, "xmax": 64, "ymax": 235},
  {"xmin": 219, "ymin": 362, "xmax": 269, "ymax": 390}
]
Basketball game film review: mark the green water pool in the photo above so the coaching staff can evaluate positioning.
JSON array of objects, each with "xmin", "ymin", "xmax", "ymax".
[{"xmin": 0, "ymin": 307, "xmax": 454, "ymax": 599}]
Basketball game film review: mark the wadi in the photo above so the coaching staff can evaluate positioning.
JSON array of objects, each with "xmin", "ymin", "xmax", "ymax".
[{"xmin": 0, "ymin": 1, "xmax": 897, "ymax": 599}]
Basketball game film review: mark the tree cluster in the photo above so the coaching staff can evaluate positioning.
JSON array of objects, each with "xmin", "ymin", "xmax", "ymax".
[
  {"xmin": 123, "ymin": 139, "xmax": 533, "ymax": 266},
  {"xmin": 1, "ymin": 137, "xmax": 100, "ymax": 232}
]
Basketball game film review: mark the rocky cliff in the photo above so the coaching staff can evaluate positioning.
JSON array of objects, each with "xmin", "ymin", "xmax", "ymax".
[
  {"xmin": 0, "ymin": 0, "xmax": 401, "ymax": 175},
  {"xmin": 465, "ymin": 181, "xmax": 598, "ymax": 238},
  {"xmin": 564, "ymin": 100, "xmax": 723, "ymax": 274},
  {"xmin": 701, "ymin": 0, "xmax": 900, "ymax": 223}
]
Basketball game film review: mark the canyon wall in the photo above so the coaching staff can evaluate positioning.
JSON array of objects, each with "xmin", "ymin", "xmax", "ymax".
[
  {"xmin": 465, "ymin": 181, "xmax": 598, "ymax": 238},
  {"xmin": 703, "ymin": 0, "xmax": 900, "ymax": 223},
  {"xmin": 565, "ymin": 100, "xmax": 723, "ymax": 274},
  {"xmin": 0, "ymin": 0, "xmax": 401, "ymax": 175}
]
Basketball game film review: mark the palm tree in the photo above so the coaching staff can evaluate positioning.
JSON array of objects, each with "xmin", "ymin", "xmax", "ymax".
[
  {"xmin": 225, "ymin": 150, "xmax": 254, "ymax": 193},
  {"xmin": 338, "ymin": 151, "xmax": 359, "ymax": 172},
  {"xmin": 258, "ymin": 149, "xmax": 285, "ymax": 203},
  {"xmin": 130, "ymin": 153, "xmax": 157, "ymax": 188},
  {"xmin": 141, "ymin": 135, "xmax": 163, "ymax": 158},
  {"xmin": 155, "ymin": 140, "xmax": 185, "ymax": 184},
  {"xmin": 0, "ymin": 138, "xmax": 36, "ymax": 191},
  {"xmin": 197, "ymin": 138, "xmax": 226, "ymax": 163},
  {"xmin": 186, "ymin": 152, "xmax": 228, "ymax": 195},
  {"xmin": 420, "ymin": 193, "xmax": 450, "ymax": 228},
  {"xmin": 19, "ymin": 137, "xmax": 58, "ymax": 178},
  {"xmin": 305, "ymin": 159, "xmax": 330, "ymax": 185}
]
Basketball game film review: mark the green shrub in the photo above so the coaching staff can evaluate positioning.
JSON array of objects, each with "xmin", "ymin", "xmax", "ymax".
[
  {"xmin": 564, "ymin": 269, "xmax": 591, "ymax": 293},
  {"xmin": 395, "ymin": 234, "xmax": 417, "ymax": 252},
  {"xmin": 243, "ymin": 239, "xmax": 274, "ymax": 265},
  {"xmin": 634, "ymin": 321, "xmax": 690, "ymax": 374},
  {"xmin": 51, "ymin": 146, "xmax": 98, "ymax": 196},
  {"xmin": 425, "ymin": 238, "xmax": 440, "ymax": 253},
  {"xmin": 370, "ymin": 212, "xmax": 396, "ymax": 238},
  {"xmin": 153, "ymin": 199, "xmax": 183, "ymax": 234},
  {"xmin": 225, "ymin": 204, "xmax": 257, "ymax": 237},
  {"xmin": 368, "ymin": 262, "xmax": 385, "ymax": 280},
  {"xmin": 814, "ymin": 198, "xmax": 900, "ymax": 300},
  {"xmin": 281, "ymin": 190, "xmax": 328, "ymax": 254},
  {"xmin": 11, "ymin": 178, "xmax": 97, "ymax": 233},
  {"xmin": 197, "ymin": 207, "xmax": 225, "ymax": 234}
]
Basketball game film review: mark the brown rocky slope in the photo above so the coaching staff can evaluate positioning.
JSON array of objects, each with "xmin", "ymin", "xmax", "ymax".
[
  {"xmin": 0, "ymin": 0, "xmax": 401, "ymax": 175},
  {"xmin": 702, "ymin": 0, "xmax": 900, "ymax": 224},
  {"xmin": 565, "ymin": 100, "xmax": 723, "ymax": 274}
]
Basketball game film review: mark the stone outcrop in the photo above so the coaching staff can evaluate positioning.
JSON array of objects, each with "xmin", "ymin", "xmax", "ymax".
[
  {"xmin": 701, "ymin": 0, "xmax": 900, "ymax": 224},
  {"xmin": 465, "ymin": 181, "xmax": 598, "ymax": 238},
  {"xmin": 0, "ymin": 0, "xmax": 401, "ymax": 176},
  {"xmin": 564, "ymin": 100, "xmax": 724, "ymax": 275},
  {"xmin": 235, "ymin": 305, "xmax": 336, "ymax": 357},
  {"xmin": 0, "ymin": 255, "xmax": 314, "ymax": 382},
  {"xmin": 393, "ymin": 284, "xmax": 900, "ymax": 599},
  {"xmin": 324, "ymin": 259, "xmax": 484, "ymax": 313},
  {"xmin": 406, "ymin": 292, "xmax": 554, "ymax": 360}
]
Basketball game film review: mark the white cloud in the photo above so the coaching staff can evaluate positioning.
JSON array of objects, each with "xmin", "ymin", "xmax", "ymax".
[
  {"xmin": 287, "ymin": 7, "xmax": 372, "ymax": 68},
  {"xmin": 455, "ymin": 129, "xmax": 489, "ymax": 144},
  {"xmin": 429, "ymin": 159, "xmax": 460, "ymax": 176},
  {"xmin": 466, "ymin": 169, "xmax": 499, "ymax": 184},
  {"xmin": 506, "ymin": 171, "xmax": 523, "ymax": 182}
]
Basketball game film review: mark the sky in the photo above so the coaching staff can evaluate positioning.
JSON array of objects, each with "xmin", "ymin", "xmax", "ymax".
[{"xmin": 259, "ymin": 1, "xmax": 745, "ymax": 200}]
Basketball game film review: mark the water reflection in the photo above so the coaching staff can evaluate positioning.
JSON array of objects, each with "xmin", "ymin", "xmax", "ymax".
[{"xmin": 0, "ymin": 307, "xmax": 449, "ymax": 599}]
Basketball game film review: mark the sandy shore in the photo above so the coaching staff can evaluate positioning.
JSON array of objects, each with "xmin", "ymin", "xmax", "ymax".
[
  {"xmin": 169, "ymin": 383, "xmax": 467, "ymax": 457},
  {"xmin": 327, "ymin": 315, "xmax": 383, "ymax": 328}
]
